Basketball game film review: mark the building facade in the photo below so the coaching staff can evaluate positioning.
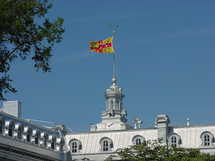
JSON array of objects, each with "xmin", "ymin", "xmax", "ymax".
[
  {"xmin": 0, "ymin": 77, "xmax": 214, "ymax": 161},
  {"xmin": 0, "ymin": 101, "xmax": 71, "ymax": 161},
  {"xmin": 65, "ymin": 77, "xmax": 215, "ymax": 161}
]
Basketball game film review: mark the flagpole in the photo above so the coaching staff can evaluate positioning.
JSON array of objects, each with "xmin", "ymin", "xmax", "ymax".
[
  {"xmin": 113, "ymin": 30, "xmax": 116, "ymax": 79},
  {"xmin": 112, "ymin": 29, "xmax": 117, "ymax": 84}
]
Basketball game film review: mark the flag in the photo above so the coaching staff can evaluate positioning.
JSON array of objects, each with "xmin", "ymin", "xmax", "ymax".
[{"xmin": 89, "ymin": 37, "xmax": 114, "ymax": 53}]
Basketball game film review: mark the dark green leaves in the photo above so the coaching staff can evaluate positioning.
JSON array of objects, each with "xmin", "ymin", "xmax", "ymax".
[{"xmin": 0, "ymin": 0, "xmax": 65, "ymax": 100}]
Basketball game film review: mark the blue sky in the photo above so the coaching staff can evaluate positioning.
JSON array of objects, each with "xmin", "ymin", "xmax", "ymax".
[{"xmin": 4, "ymin": 0, "xmax": 215, "ymax": 132}]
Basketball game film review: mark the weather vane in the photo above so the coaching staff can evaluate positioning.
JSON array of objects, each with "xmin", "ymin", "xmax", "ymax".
[{"xmin": 108, "ymin": 24, "xmax": 119, "ymax": 34}]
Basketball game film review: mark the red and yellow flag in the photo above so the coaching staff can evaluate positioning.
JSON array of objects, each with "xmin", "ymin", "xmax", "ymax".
[{"xmin": 89, "ymin": 37, "xmax": 114, "ymax": 53}]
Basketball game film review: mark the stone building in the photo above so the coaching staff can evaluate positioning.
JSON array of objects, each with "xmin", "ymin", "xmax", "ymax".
[
  {"xmin": 65, "ymin": 76, "xmax": 215, "ymax": 161},
  {"xmin": 0, "ymin": 101, "xmax": 71, "ymax": 161},
  {"xmin": 0, "ymin": 75, "xmax": 214, "ymax": 161}
]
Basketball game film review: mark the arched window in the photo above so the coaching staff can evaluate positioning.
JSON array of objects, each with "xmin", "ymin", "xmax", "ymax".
[
  {"xmin": 204, "ymin": 134, "xmax": 210, "ymax": 146},
  {"xmin": 170, "ymin": 136, "xmax": 177, "ymax": 147},
  {"xmin": 35, "ymin": 131, "xmax": 40, "ymax": 145},
  {"xmin": 167, "ymin": 133, "xmax": 181, "ymax": 147},
  {"xmin": 103, "ymin": 140, "xmax": 109, "ymax": 151},
  {"xmin": 132, "ymin": 135, "xmax": 145, "ymax": 145},
  {"xmin": 201, "ymin": 132, "xmax": 214, "ymax": 147},
  {"xmin": 100, "ymin": 137, "xmax": 113, "ymax": 152},
  {"xmin": 8, "ymin": 122, "xmax": 14, "ymax": 137},
  {"xmin": 51, "ymin": 137, "xmax": 56, "ymax": 150},
  {"xmin": 26, "ymin": 129, "xmax": 32, "ymax": 142},
  {"xmin": 116, "ymin": 101, "xmax": 119, "ymax": 109},
  {"xmin": 43, "ymin": 134, "xmax": 48, "ymax": 147},
  {"xmin": 69, "ymin": 139, "xmax": 82, "ymax": 153},
  {"xmin": 72, "ymin": 142, "xmax": 77, "ymax": 153},
  {"xmin": 110, "ymin": 101, "xmax": 113, "ymax": 109},
  {"xmin": 17, "ymin": 126, "xmax": 22, "ymax": 139},
  {"xmin": 135, "ymin": 138, "xmax": 141, "ymax": 145},
  {"xmin": 59, "ymin": 139, "xmax": 65, "ymax": 152}
]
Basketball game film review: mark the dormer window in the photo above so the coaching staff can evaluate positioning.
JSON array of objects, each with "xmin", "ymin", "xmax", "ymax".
[
  {"xmin": 200, "ymin": 131, "xmax": 214, "ymax": 147},
  {"xmin": 110, "ymin": 88, "xmax": 114, "ymax": 92}
]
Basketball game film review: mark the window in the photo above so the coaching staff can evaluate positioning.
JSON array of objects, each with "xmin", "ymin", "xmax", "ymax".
[
  {"xmin": 26, "ymin": 129, "xmax": 32, "ymax": 142},
  {"xmin": 170, "ymin": 136, "xmax": 177, "ymax": 147},
  {"xmin": 106, "ymin": 102, "xmax": 109, "ymax": 110},
  {"xmin": 51, "ymin": 137, "xmax": 56, "ymax": 150},
  {"xmin": 116, "ymin": 101, "xmax": 119, "ymax": 109},
  {"xmin": 72, "ymin": 142, "xmax": 77, "ymax": 153},
  {"xmin": 167, "ymin": 133, "xmax": 181, "ymax": 147},
  {"xmin": 204, "ymin": 134, "xmax": 210, "ymax": 146},
  {"xmin": 17, "ymin": 126, "xmax": 22, "ymax": 139},
  {"xmin": 69, "ymin": 139, "xmax": 82, "ymax": 153},
  {"xmin": 35, "ymin": 131, "xmax": 40, "ymax": 145},
  {"xmin": 110, "ymin": 101, "xmax": 113, "ymax": 109},
  {"xmin": 8, "ymin": 123, "xmax": 14, "ymax": 137},
  {"xmin": 201, "ymin": 132, "xmax": 214, "ymax": 147},
  {"xmin": 103, "ymin": 140, "xmax": 109, "ymax": 151},
  {"xmin": 59, "ymin": 139, "xmax": 65, "ymax": 152},
  {"xmin": 100, "ymin": 137, "xmax": 113, "ymax": 152},
  {"xmin": 132, "ymin": 135, "xmax": 145, "ymax": 145},
  {"xmin": 43, "ymin": 134, "xmax": 48, "ymax": 147},
  {"xmin": 135, "ymin": 138, "xmax": 141, "ymax": 145}
]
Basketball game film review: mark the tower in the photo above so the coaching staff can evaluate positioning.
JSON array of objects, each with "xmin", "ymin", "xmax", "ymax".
[
  {"xmin": 91, "ymin": 76, "xmax": 131, "ymax": 131},
  {"xmin": 90, "ymin": 33, "xmax": 131, "ymax": 131}
]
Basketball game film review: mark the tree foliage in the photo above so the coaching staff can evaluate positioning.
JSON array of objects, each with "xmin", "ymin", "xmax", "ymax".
[
  {"xmin": 106, "ymin": 138, "xmax": 215, "ymax": 161},
  {"xmin": 0, "ymin": 0, "xmax": 65, "ymax": 100}
]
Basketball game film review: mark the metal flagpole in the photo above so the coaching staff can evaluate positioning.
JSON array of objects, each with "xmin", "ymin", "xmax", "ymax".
[
  {"xmin": 108, "ymin": 24, "xmax": 118, "ymax": 84},
  {"xmin": 113, "ymin": 30, "xmax": 116, "ymax": 81}
]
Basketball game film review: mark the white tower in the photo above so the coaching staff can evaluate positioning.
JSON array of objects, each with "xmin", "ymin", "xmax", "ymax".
[{"xmin": 91, "ymin": 77, "xmax": 131, "ymax": 131}]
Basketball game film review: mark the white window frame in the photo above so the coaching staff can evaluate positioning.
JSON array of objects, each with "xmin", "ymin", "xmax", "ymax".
[
  {"xmin": 167, "ymin": 133, "xmax": 181, "ymax": 147},
  {"xmin": 100, "ymin": 137, "xmax": 113, "ymax": 152},
  {"xmin": 34, "ymin": 130, "xmax": 40, "ymax": 145},
  {"xmin": 200, "ymin": 131, "xmax": 214, "ymax": 147},
  {"xmin": 16, "ymin": 124, "xmax": 23, "ymax": 140},
  {"xmin": 132, "ymin": 135, "xmax": 145, "ymax": 145},
  {"xmin": 51, "ymin": 136, "xmax": 56, "ymax": 150},
  {"xmin": 43, "ymin": 133, "xmax": 49, "ymax": 147},
  {"xmin": 69, "ymin": 139, "xmax": 82, "ymax": 153},
  {"xmin": 26, "ymin": 128, "xmax": 32, "ymax": 142}
]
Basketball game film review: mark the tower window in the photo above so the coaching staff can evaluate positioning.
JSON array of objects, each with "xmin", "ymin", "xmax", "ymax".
[
  {"xmin": 110, "ymin": 101, "xmax": 113, "ymax": 109},
  {"xmin": 116, "ymin": 101, "xmax": 119, "ymax": 109}
]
